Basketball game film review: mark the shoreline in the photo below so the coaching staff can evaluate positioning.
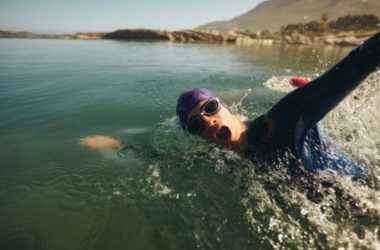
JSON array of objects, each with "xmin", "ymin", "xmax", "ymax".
[{"xmin": 0, "ymin": 28, "xmax": 377, "ymax": 47}]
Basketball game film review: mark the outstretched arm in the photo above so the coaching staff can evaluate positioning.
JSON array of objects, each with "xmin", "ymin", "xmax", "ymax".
[{"xmin": 266, "ymin": 32, "xmax": 380, "ymax": 146}]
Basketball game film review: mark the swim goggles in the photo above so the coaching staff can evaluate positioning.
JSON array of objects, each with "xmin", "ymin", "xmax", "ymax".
[{"xmin": 186, "ymin": 98, "xmax": 220, "ymax": 135}]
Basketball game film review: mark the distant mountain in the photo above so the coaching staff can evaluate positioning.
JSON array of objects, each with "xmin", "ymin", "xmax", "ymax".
[
  {"xmin": 198, "ymin": 0, "xmax": 380, "ymax": 32},
  {"xmin": 0, "ymin": 29, "xmax": 36, "ymax": 38},
  {"xmin": 0, "ymin": 29, "xmax": 106, "ymax": 40}
]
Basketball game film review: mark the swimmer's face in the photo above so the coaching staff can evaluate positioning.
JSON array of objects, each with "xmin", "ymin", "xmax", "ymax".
[{"xmin": 186, "ymin": 99, "xmax": 247, "ymax": 148}]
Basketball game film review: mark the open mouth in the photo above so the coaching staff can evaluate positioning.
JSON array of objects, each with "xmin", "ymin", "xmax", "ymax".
[{"xmin": 216, "ymin": 126, "xmax": 231, "ymax": 141}]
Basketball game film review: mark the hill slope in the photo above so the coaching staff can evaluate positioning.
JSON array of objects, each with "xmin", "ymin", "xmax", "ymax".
[{"xmin": 198, "ymin": 0, "xmax": 380, "ymax": 32}]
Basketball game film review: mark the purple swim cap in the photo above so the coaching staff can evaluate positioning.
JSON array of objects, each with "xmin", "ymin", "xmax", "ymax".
[{"xmin": 176, "ymin": 88, "xmax": 216, "ymax": 126}]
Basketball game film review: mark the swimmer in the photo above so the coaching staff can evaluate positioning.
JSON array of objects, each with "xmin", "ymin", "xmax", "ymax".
[{"xmin": 177, "ymin": 32, "xmax": 380, "ymax": 177}]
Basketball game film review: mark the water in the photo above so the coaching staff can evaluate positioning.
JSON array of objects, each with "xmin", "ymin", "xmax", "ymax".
[{"xmin": 0, "ymin": 38, "xmax": 378, "ymax": 249}]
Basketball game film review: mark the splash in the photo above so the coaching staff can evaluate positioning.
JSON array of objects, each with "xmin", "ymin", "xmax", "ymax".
[
  {"xmin": 263, "ymin": 76, "xmax": 297, "ymax": 93},
  {"xmin": 322, "ymin": 71, "xmax": 380, "ymax": 168},
  {"xmin": 142, "ymin": 164, "xmax": 172, "ymax": 198},
  {"xmin": 262, "ymin": 72, "xmax": 380, "ymax": 168},
  {"xmin": 149, "ymin": 75, "xmax": 380, "ymax": 248}
]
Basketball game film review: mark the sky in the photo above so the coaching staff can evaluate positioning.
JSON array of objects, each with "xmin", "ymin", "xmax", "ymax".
[{"xmin": 0, "ymin": 0, "xmax": 264, "ymax": 34}]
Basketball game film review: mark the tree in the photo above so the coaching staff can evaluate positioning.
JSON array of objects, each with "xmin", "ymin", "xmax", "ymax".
[
  {"xmin": 321, "ymin": 13, "xmax": 329, "ymax": 23},
  {"xmin": 330, "ymin": 15, "xmax": 380, "ymax": 32}
]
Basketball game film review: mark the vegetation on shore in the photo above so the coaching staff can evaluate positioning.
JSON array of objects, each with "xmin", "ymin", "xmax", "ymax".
[
  {"xmin": 234, "ymin": 14, "xmax": 379, "ymax": 46},
  {"xmin": 280, "ymin": 14, "xmax": 379, "ymax": 36}
]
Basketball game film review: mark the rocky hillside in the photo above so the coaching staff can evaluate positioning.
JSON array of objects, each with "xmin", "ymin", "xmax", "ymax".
[
  {"xmin": 0, "ymin": 29, "xmax": 36, "ymax": 38},
  {"xmin": 0, "ymin": 28, "xmax": 247, "ymax": 44},
  {"xmin": 0, "ymin": 30, "xmax": 106, "ymax": 40},
  {"xmin": 198, "ymin": 0, "xmax": 380, "ymax": 32},
  {"xmin": 104, "ymin": 29, "xmax": 243, "ymax": 43}
]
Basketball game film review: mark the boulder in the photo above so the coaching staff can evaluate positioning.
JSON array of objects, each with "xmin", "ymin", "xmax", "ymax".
[
  {"xmin": 104, "ymin": 29, "xmax": 247, "ymax": 43},
  {"xmin": 104, "ymin": 29, "xmax": 170, "ymax": 40}
]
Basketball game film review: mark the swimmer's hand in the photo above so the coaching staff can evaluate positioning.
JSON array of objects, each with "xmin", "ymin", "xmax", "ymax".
[
  {"xmin": 79, "ymin": 135, "xmax": 122, "ymax": 151},
  {"xmin": 289, "ymin": 77, "xmax": 310, "ymax": 87}
]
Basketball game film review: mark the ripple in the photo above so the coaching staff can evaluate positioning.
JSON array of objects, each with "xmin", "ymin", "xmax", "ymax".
[
  {"xmin": 0, "ymin": 230, "xmax": 44, "ymax": 250},
  {"xmin": 0, "ymin": 186, "xmax": 32, "ymax": 205}
]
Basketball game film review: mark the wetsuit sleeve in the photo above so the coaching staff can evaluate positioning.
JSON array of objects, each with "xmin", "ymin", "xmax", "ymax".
[{"xmin": 266, "ymin": 32, "xmax": 380, "ymax": 148}]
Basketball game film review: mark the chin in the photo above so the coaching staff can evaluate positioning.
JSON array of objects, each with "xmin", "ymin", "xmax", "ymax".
[
  {"xmin": 219, "ymin": 137, "xmax": 238, "ymax": 148},
  {"xmin": 228, "ymin": 140, "xmax": 241, "ymax": 148}
]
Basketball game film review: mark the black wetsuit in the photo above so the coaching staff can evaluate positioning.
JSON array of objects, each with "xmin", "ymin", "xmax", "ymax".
[{"xmin": 246, "ymin": 32, "xmax": 380, "ymax": 176}]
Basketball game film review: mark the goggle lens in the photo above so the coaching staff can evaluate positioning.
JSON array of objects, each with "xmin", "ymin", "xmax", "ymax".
[
  {"xmin": 187, "ymin": 116, "xmax": 203, "ymax": 134},
  {"xmin": 203, "ymin": 99, "xmax": 219, "ymax": 115},
  {"xmin": 186, "ymin": 98, "xmax": 220, "ymax": 135}
]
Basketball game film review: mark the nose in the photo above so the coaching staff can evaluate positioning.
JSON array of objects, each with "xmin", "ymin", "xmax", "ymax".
[{"xmin": 202, "ymin": 115, "xmax": 218, "ymax": 128}]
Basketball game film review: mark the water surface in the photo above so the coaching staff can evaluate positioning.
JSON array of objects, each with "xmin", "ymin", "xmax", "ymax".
[{"xmin": 0, "ymin": 38, "xmax": 378, "ymax": 249}]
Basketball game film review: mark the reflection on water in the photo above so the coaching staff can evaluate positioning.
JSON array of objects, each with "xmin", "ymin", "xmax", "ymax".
[
  {"xmin": 230, "ymin": 42, "xmax": 351, "ymax": 74},
  {"xmin": 0, "ymin": 38, "xmax": 378, "ymax": 249},
  {"xmin": 0, "ymin": 230, "xmax": 44, "ymax": 250}
]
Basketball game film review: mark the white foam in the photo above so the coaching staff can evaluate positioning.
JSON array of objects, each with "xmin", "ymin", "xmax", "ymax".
[
  {"xmin": 322, "ymin": 71, "xmax": 380, "ymax": 168},
  {"xmin": 263, "ymin": 76, "xmax": 295, "ymax": 93},
  {"xmin": 122, "ymin": 127, "xmax": 150, "ymax": 134}
]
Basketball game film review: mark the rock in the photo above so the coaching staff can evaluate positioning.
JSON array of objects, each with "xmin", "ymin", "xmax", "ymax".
[
  {"xmin": 336, "ymin": 36, "xmax": 362, "ymax": 46},
  {"xmin": 72, "ymin": 32, "xmax": 106, "ymax": 40},
  {"xmin": 0, "ymin": 30, "xmax": 36, "ymax": 38},
  {"xmin": 236, "ymin": 37, "xmax": 274, "ymax": 45},
  {"xmin": 320, "ymin": 35, "xmax": 364, "ymax": 46},
  {"xmin": 323, "ymin": 38, "xmax": 336, "ymax": 45},
  {"xmin": 281, "ymin": 33, "xmax": 311, "ymax": 45},
  {"xmin": 103, "ymin": 29, "xmax": 248, "ymax": 43},
  {"xmin": 0, "ymin": 27, "xmax": 372, "ymax": 48},
  {"xmin": 103, "ymin": 29, "xmax": 170, "ymax": 40},
  {"xmin": 283, "ymin": 35, "xmax": 292, "ymax": 43}
]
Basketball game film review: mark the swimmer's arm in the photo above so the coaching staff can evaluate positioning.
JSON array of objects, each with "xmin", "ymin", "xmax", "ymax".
[
  {"xmin": 267, "ymin": 32, "xmax": 380, "ymax": 135},
  {"xmin": 79, "ymin": 135, "xmax": 158, "ymax": 158},
  {"xmin": 79, "ymin": 135, "xmax": 122, "ymax": 151}
]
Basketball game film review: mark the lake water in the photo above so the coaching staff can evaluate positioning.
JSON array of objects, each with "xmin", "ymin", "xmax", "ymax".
[{"xmin": 0, "ymin": 38, "xmax": 379, "ymax": 249}]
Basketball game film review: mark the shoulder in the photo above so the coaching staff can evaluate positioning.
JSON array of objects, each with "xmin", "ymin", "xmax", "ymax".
[{"xmin": 246, "ymin": 115, "xmax": 274, "ymax": 147}]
